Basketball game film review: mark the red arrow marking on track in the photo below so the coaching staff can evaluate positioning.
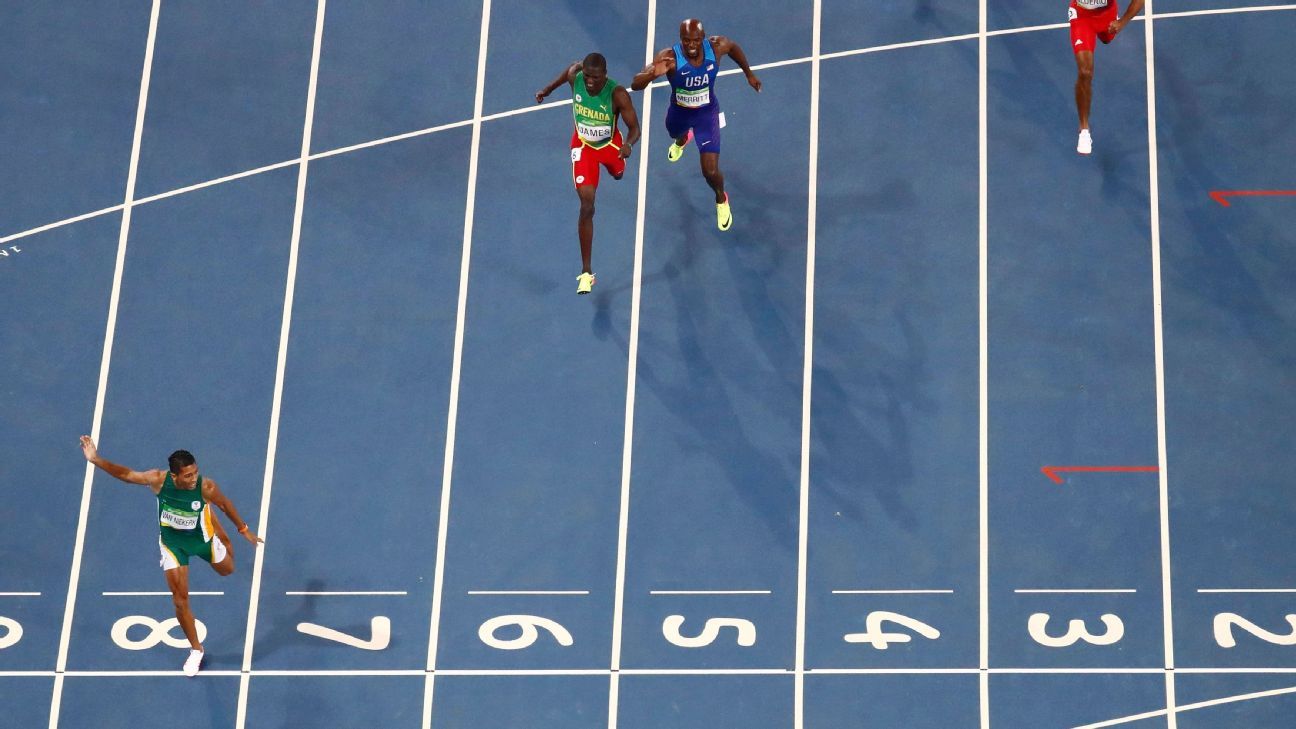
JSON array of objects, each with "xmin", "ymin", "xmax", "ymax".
[
  {"xmin": 1209, "ymin": 190, "xmax": 1296, "ymax": 207},
  {"xmin": 1041, "ymin": 466, "xmax": 1159, "ymax": 484}
]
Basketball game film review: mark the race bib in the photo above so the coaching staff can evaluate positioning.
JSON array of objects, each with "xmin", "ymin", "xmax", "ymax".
[
  {"xmin": 1068, "ymin": 7, "xmax": 1078, "ymax": 20},
  {"xmin": 1074, "ymin": 0, "xmax": 1109, "ymax": 10},
  {"xmin": 674, "ymin": 87, "xmax": 710, "ymax": 108},
  {"xmin": 577, "ymin": 122, "xmax": 611, "ymax": 144},
  {"xmin": 571, "ymin": 147, "xmax": 582, "ymax": 163},
  {"xmin": 160, "ymin": 508, "xmax": 199, "ymax": 530}
]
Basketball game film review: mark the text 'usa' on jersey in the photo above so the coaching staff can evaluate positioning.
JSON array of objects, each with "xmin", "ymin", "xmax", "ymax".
[{"xmin": 669, "ymin": 38, "xmax": 719, "ymax": 110}]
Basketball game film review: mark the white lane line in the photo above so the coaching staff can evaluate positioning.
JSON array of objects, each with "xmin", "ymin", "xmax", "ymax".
[
  {"xmin": 1014, "ymin": 589, "xmax": 1137, "ymax": 594},
  {"xmin": 606, "ymin": 4, "xmax": 656, "ymax": 728},
  {"xmin": 1180, "ymin": 668, "xmax": 1296, "ymax": 673},
  {"xmin": 133, "ymin": 159, "xmax": 301, "ymax": 207},
  {"xmin": 986, "ymin": 22, "xmax": 1067, "ymax": 37},
  {"xmin": 23, "ymin": 666, "xmax": 1296, "ymax": 679},
  {"xmin": 794, "ymin": 3, "xmax": 822, "ymax": 729},
  {"xmin": 480, "ymin": 99, "xmax": 569, "ymax": 123},
  {"xmin": 978, "ymin": 1, "xmax": 990, "ymax": 728},
  {"xmin": 834, "ymin": 589, "xmax": 955, "ymax": 595},
  {"xmin": 1071, "ymin": 684, "xmax": 1296, "ymax": 729},
  {"xmin": 284, "ymin": 591, "xmax": 408, "ymax": 596},
  {"xmin": 0, "ymin": 205, "xmax": 125, "ymax": 245},
  {"xmin": 1142, "ymin": 3, "xmax": 1177, "ymax": 728},
  {"xmin": 1198, "ymin": 588, "xmax": 1296, "ymax": 593},
  {"xmin": 467, "ymin": 590, "xmax": 589, "ymax": 596},
  {"xmin": 810, "ymin": 668, "xmax": 1165, "ymax": 675},
  {"xmin": 821, "ymin": 32, "xmax": 980, "ymax": 62},
  {"xmin": 649, "ymin": 590, "xmax": 773, "ymax": 596},
  {"xmin": 48, "ymin": 3, "xmax": 160, "ymax": 728},
  {"xmin": 234, "ymin": 2, "xmax": 328, "ymax": 727},
  {"xmin": 103, "ymin": 591, "xmax": 224, "ymax": 597},
  {"xmin": 735, "ymin": 55, "xmax": 814, "ymax": 74},
  {"xmin": 0, "ymin": 593, "xmax": 42, "ymax": 597},
  {"xmin": 1156, "ymin": 3, "xmax": 1296, "ymax": 20},
  {"xmin": 7, "ymin": 5, "xmax": 1296, "ymax": 251},
  {"xmin": 310, "ymin": 118, "xmax": 474, "ymax": 161},
  {"xmin": 422, "ymin": 1, "xmax": 491, "ymax": 727}
]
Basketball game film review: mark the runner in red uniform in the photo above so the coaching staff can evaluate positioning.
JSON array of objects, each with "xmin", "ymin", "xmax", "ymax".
[
  {"xmin": 1070, "ymin": 0, "xmax": 1145, "ymax": 155},
  {"xmin": 537, "ymin": 53, "xmax": 640, "ymax": 294}
]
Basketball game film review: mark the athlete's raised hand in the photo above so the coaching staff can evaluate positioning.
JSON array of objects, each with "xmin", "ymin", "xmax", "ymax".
[{"xmin": 80, "ymin": 435, "xmax": 98, "ymax": 462}]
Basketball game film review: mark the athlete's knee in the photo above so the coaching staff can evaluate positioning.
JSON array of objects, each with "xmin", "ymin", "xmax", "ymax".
[
  {"xmin": 579, "ymin": 198, "xmax": 596, "ymax": 219},
  {"xmin": 215, "ymin": 559, "xmax": 234, "ymax": 576},
  {"xmin": 1075, "ymin": 56, "xmax": 1094, "ymax": 81},
  {"xmin": 171, "ymin": 592, "xmax": 190, "ymax": 612}
]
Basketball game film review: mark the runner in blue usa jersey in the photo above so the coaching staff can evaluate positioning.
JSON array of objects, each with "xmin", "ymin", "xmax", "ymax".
[{"xmin": 632, "ymin": 18, "xmax": 760, "ymax": 231}]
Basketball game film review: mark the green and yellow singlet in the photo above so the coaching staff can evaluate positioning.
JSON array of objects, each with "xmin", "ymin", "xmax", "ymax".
[
  {"xmin": 572, "ymin": 71, "xmax": 619, "ymax": 149},
  {"xmin": 158, "ymin": 472, "xmax": 214, "ymax": 542}
]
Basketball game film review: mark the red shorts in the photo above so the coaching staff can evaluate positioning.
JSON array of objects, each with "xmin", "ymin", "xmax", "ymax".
[
  {"xmin": 570, "ymin": 129, "xmax": 625, "ymax": 188},
  {"xmin": 1070, "ymin": 1, "xmax": 1119, "ymax": 54}
]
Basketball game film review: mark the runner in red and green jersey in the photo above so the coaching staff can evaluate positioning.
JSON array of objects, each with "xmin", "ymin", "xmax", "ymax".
[{"xmin": 537, "ymin": 52, "xmax": 640, "ymax": 295}]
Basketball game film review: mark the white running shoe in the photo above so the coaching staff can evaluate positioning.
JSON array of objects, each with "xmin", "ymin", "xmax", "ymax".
[
  {"xmin": 1077, "ymin": 129, "xmax": 1093, "ymax": 155},
  {"xmin": 183, "ymin": 649, "xmax": 203, "ymax": 677}
]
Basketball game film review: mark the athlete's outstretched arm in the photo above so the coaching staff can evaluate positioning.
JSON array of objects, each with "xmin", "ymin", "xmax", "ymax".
[
  {"xmin": 79, "ymin": 436, "xmax": 165, "ymax": 493},
  {"xmin": 631, "ymin": 49, "xmax": 673, "ymax": 91},
  {"xmin": 1108, "ymin": 0, "xmax": 1145, "ymax": 38},
  {"xmin": 711, "ymin": 36, "xmax": 761, "ymax": 92},
  {"xmin": 612, "ymin": 86, "xmax": 641, "ymax": 159},
  {"xmin": 536, "ymin": 61, "xmax": 581, "ymax": 104},
  {"xmin": 202, "ymin": 479, "xmax": 263, "ymax": 545}
]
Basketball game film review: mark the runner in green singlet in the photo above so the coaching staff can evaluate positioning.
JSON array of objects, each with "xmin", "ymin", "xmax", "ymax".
[
  {"xmin": 536, "ymin": 52, "xmax": 640, "ymax": 294},
  {"xmin": 80, "ymin": 435, "xmax": 262, "ymax": 677}
]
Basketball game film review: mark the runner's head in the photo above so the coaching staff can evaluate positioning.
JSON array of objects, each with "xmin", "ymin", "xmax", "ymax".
[
  {"xmin": 168, "ymin": 449, "xmax": 199, "ymax": 488},
  {"xmin": 581, "ymin": 53, "xmax": 607, "ymax": 94},
  {"xmin": 679, "ymin": 18, "xmax": 705, "ymax": 59}
]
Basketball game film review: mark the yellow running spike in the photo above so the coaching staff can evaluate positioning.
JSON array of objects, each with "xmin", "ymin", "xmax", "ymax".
[
  {"xmin": 716, "ymin": 193, "xmax": 732, "ymax": 231},
  {"xmin": 668, "ymin": 130, "xmax": 692, "ymax": 162}
]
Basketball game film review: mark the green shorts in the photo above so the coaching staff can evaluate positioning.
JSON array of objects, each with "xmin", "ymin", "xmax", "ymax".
[{"xmin": 159, "ymin": 529, "xmax": 226, "ymax": 570}]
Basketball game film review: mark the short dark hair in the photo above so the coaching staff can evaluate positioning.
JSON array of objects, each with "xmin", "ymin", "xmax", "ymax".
[
  {"xmin": 168, "ymin": 450, "xmax": 196, "ymax": 473},
  {"xmin": 582, "ymin": 52, "xmax": 606, "ymax": 71}
]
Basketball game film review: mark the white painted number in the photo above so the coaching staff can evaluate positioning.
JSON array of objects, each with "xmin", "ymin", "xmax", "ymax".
[
  {"xmin": 662, "ymin": 615, "xmax": 756, "ymax": 648},
  {"xmin": 1028, "ymin": 612, "xmax": 1124, "ymax": 648},
  {"xmin": 478, "ymin": 614, "xmax": 574, "ymax": 651},
  {"xmin": 844, "ymin": 610, "xmax": 941, "ymax": 650},
  {"xmin": 111, "ymin": 615, "xmax": 207, "ymax": 650},
  {"xmin": 0, "ymin": 617, "xmax": 22, "ymax": 650},
  {"xmin": 1214, "ymin": 613, "xmax": 1296, "ymax": 648},
  {"xmin": 297, "ymin": 616, "xmax": 391, "ymax": 650}
]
